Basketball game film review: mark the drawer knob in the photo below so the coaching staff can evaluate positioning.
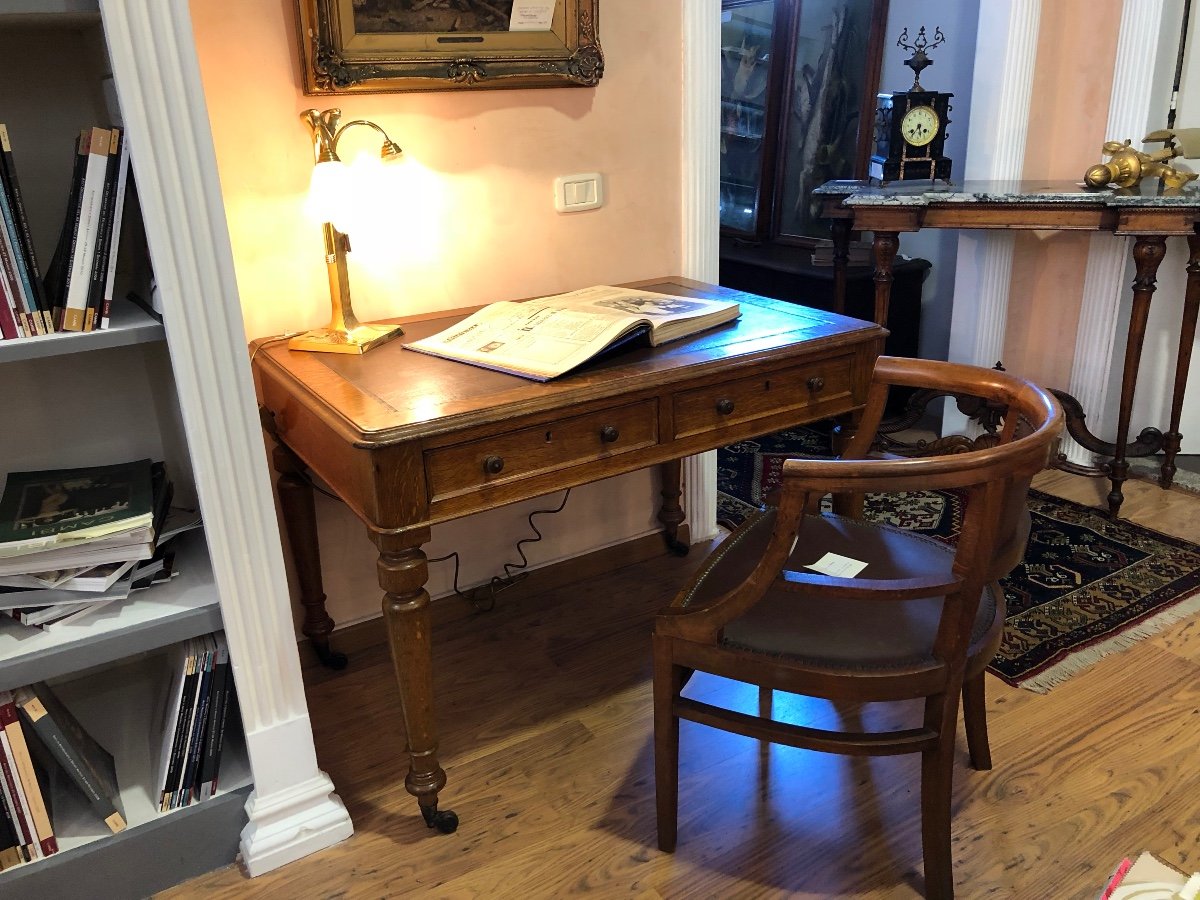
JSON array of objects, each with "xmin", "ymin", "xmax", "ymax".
[
  {"xmin": 599, "ymin": 425, "xmax": 620, "ymax": 443},
  {"xmin": 715, "ymin": 398, "xmax": 735, "ymax": 416},
  {"xmin": 483, "ymin": 455, "xmax": 505, "ymax": 475},
  {"xmin": 807, "ymin": 376, "xmax": 825, "ymax": 392}
]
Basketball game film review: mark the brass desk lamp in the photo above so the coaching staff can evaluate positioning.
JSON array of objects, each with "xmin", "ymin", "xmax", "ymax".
[{"xmin": 290, "ymin": 107, "xmax": 405, "ymax": 354}]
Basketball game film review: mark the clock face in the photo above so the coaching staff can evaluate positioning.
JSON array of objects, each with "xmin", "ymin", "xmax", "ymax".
[{"xmin": 900, "ymin": 105, "xmax": 940, "ymax": 148}]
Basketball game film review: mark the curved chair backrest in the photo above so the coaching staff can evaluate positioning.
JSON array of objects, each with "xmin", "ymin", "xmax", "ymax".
[{"xmin": 839, "ymin": 356, "xmax": 1061, "ymax": 581}]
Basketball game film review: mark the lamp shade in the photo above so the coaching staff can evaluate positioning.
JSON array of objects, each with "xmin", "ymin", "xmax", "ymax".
[{"xmin": 304, "ymin": 158, "xmax": 354, "ymax": 232}]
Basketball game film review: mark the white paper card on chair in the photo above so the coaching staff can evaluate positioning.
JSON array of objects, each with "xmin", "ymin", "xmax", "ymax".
[
  {"xmin": 806, "ymin": 552, "xmax": 868, "ymax": 578},
  {"xmin": 510, "ymin": 0, "xmax": 556, "ymax": 30}
]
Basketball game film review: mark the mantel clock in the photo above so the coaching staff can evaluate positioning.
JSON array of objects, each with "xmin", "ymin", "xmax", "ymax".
[{"xmin": 869, "ymin": 26, "xmax": 953, "ymax": 184}]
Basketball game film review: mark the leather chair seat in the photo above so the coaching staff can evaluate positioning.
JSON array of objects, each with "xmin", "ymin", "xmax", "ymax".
[{"xmin": 686, "ymin": 509, "xmax": 999, "ymax": 672}]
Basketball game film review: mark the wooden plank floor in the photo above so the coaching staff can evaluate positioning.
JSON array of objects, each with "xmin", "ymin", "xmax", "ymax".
[{"xmin": 160, "ymin": 469, "xmax": 1200, "ymax": 899}]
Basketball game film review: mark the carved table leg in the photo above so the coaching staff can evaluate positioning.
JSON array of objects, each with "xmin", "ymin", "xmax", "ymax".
[
  {"xmin": 271, "ymin": 443, "xmax": 347, "ymax": 670},
  {"xmin": 871, "ymin": 231, "xmax": 900, "ymax": 329},
  {"xmin": 1160, "ymin": 233, "xmax": 1200, "ymax": 488},
  {"xmin": 1108, "ymin": 235, "xmax": 1167, "ymax": 516},
  {"xmin": 830, "ymin": 218, "xmax": 852, "ymax": 316},
  {"xmin": 374, "ymin": 527, "xmax": 458, "ymax": 834},
  {"xmin": 658, "ymin": 458, "xmax": 688, "ymax": 556}
]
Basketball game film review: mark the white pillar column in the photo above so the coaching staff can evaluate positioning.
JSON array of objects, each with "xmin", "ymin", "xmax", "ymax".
[
  {"xmin": 99, "ymin": 0, "xmax": 353, "ymax": 876},
  {"xmin": 945, "ymin": 0, "xmax": 1041, "ymax": 434},
  {"xmin": 681, "ymin": 0, "xmax": 722, "ymax": 541},
  {"xmin": 1062, "ymin": 0, "xmax": 1170, "ymax": 466}
]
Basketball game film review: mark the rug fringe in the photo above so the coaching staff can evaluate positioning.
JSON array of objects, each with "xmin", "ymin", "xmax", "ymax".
[{"xmin": 1009, "ymin": 588, "xmax": 1200, "ymax": 694}]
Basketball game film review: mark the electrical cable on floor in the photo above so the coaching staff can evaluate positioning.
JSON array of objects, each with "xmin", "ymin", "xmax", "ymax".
[
  {"xmin": 289, "ymin": 462, "xmax": 573, "ymax": 614},
  {"xmin": 428, "ymin": 488, "xmax": 572, "ymax": 613}
]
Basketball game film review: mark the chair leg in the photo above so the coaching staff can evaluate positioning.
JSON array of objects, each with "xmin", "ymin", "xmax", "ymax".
[
  {"xmin": 920, "ymin": 740, "xmax": 956, "ymax": 900},
  {"xmin": 921, "ymin": 692, "xmax": 958, "ymax": 900},
  {"xmin": 652, "ymin": 634, "xmax": 681, "ymax": 852},
  {"xmin": 961, "ymin": 672, "xmax": 992, "ymax": 771},
  {"xmin": 758, "ymin": 686, "xmax": 773, "ymax": 720}
]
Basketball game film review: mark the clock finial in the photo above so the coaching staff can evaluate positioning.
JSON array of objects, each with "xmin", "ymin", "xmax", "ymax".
[{"xmin": 897, "ymin": 26, "xmax": 945, "ymax": 92}]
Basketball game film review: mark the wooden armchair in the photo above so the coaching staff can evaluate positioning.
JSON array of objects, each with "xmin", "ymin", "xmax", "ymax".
[{"xmin": 652, "ymin": 356, "xmax": 1063, "ymax": 899}]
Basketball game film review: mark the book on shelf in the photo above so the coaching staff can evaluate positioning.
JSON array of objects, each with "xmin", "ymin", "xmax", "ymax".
[
  {"xmin": 809, "ymin": 238, "xmax": 874, "ymax": 267},
  {"xmin": 84, "ymin": 127, "xmax": 122, "ymax": 332},
  {"xmin": 0, "ymin": 563, "xmax": 115, "ymax": 592},
  {"xmin": 195, "ymin": 632, "xmax": 233, "ymax": 802},
  {"xmin": 0, "ymin": 729, "xmax": 31, "ymax": 865},
  {"xmin": 97, "ymin": 128, "xmax": 130, "ymax": 331},
  {"xmin": 176, "ymin": 633, "xmax": 216, "ymax": 808},
  {"xmin": 0, "ymin": 131, "xmax": 44, "ymax": 338},
  {"xmin": 0, "ymin": 558, "xmax": 136, "ymax": 594},
  {"xmin": 2, "ymin": 565, "xmax": 136, "ymax": 629},
  {"xmin": 0, "ymin": 691, "xmax": 55, "ymax": 858},
  {"xmin": 404, "ymin": 284, "xmax": 742, "ymax": 381},
  {"xmin": 0, "ymin": 787, "xmax": 20, "ymax": 869},
  {"xmin": 61, "ymin": 126, "xmax": 111, "ymax": 333},
  {"xmin": 44, "ymin": 129, "xmax": 88, "ymax": 330},
  {"xmin": 0, "ymin": 458, "xmax": 157, "ymax": 559},
  {"xmin": 0, "ymin": 568, "xmax": 136, "ymax": 611},
  {"xmin": 0, "ymin": 257, "xmax": 21, "ymax": 340},
  {"xmin": 0, "ymin": 184, "xmax": 34, "ymax": 338},
  {"xmin": 0, "ymin": 124, "xmax": 51, "ymax": 335},
  {"xmin": 0, "ymin": 540, "xmax": 155, "ymax": 578},
  {"xmin": 155, "ymin": 637, "xmax": 200, "ymax": 812},
  {"xmin": 14, "ymin": 683, "xmax": 126, "ymax": 834}
]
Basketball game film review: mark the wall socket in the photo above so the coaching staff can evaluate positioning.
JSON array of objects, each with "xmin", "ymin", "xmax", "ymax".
[{"xmin": 554, "ymin": 173, "xmax": 604, "ymax": 212}]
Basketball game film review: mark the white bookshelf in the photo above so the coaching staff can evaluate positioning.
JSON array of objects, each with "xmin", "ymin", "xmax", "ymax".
[
  {"xmin": 0, "ymin": 3, "xmax": 253, "ymax": 894},
  {"xmin": 0, "ymin": 297, "xmax": 162, "ymax": 364}
]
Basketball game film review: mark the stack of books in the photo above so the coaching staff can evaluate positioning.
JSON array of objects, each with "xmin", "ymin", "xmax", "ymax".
[
  {"xmin": 0, "ymin": 682, "xmax": 124, "ymax": 869},
  {"xmin": 0, "ymin": 122, "xmax": 130, "ymax": 340},
  {"xmin": 152, "ymin": 633, "xmax": 236, "ymax": 812},
  {"xmin": 809, "ymin": 238, "xmax": 875, "ymax": 267},
  {"xmin": 0, "ymin": 459, "xmax": 183, "ymax": 630}
]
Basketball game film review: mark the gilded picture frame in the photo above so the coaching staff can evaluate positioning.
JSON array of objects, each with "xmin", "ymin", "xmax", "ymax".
[{"xmin": 296, "ymin": 0, "xmax": 603, "ymax": 94}]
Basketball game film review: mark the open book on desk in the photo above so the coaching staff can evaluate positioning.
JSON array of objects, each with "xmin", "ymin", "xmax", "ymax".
[{"xmin": 404, "ymin": 285, "xmax": 741, "ymax": 381}]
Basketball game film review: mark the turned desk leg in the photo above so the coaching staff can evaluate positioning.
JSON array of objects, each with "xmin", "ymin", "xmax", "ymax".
[
  {"xmin": 1108, "ymin": 236, "xmax": 1167, "ymax": 516},
  {"xmin": 658, "ymin": 458, "xmax": 688, "ymax": 556},
  {"xmin": 271, "ymin": 444, "xmax": 347, "ymax": 670},
  {"xmin": 374, "ymin": 528, "xmax": 458, "ymax": 834},
  {"xmin": 1160, "ymin": 233, "xmax": 1200, "ymax": 488}
]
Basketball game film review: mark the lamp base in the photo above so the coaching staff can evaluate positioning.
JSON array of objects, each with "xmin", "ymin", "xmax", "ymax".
[{"xmin": 287, "ymin": 322, "xmax": 404, "ymax": 354}]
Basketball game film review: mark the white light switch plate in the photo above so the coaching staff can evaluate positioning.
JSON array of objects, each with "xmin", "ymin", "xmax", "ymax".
[{"xmin": 554, "ymin": 173, "xmax": 604, "ymax": 212}]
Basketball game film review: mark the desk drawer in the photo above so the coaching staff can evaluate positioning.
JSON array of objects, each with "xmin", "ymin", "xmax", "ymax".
[
  {"xmin": 672, "ymin": 356, "xmax": 854, "ymax": 440},
  {"xmin": 426, "ymin": 400, "xmax": 658, "ymax": 500}
]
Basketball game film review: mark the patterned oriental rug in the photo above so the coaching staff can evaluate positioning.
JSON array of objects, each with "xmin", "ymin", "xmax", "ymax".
[{"xmin": 717, "ymin": 428, "xmax": 1200, "ymax": 693}]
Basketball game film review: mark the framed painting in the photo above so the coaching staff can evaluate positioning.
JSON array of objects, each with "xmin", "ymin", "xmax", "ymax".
[{"xmin": 296, "ymin": 0, "xmax": 604, "ymax": 94}]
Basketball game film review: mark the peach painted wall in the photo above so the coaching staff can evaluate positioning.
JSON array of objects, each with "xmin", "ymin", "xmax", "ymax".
[
  {"xmin": 1002, "ymin": 0, "xmax": 1122, "ymax": 387},
  {"xmin": 189, "ymin": 1, "xmax": 685, "ymax": 631}
]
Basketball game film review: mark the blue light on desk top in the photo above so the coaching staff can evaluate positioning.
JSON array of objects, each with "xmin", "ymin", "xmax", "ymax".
[{"xmin": 814, "ymin": 179, "xmax": 1200, "ymax": 207}]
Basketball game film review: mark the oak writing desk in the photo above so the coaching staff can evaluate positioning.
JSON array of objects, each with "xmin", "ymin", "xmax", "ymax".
[
  {"xmin": 815, "ymin": 180, "xmax": 1200, "ymax": 517},
  {"xmin": 250, "ymin": 277, "xmax": 884, "ymax": 833}
]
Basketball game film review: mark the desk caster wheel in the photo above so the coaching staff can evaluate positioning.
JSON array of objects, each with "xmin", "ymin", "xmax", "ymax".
[{"xmin": 422, "ymin": 805, "xmax": 459, "ymax": 834}]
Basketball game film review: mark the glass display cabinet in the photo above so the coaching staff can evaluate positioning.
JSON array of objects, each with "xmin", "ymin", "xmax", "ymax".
[{"xmin": 720, "ymin": 0, "xmax": 889, "ymax": 242}]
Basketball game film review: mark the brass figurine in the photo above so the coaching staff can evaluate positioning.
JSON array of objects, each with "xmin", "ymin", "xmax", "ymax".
[{"xmin": 1084, "ymin": 128, "xmax": 1200, "ymax": 191}]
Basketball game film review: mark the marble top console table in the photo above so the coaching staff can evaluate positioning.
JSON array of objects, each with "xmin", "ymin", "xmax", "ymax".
[{"xmin": 815, "ymin": 179, "xmax": 1200, "ymax": 516}]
